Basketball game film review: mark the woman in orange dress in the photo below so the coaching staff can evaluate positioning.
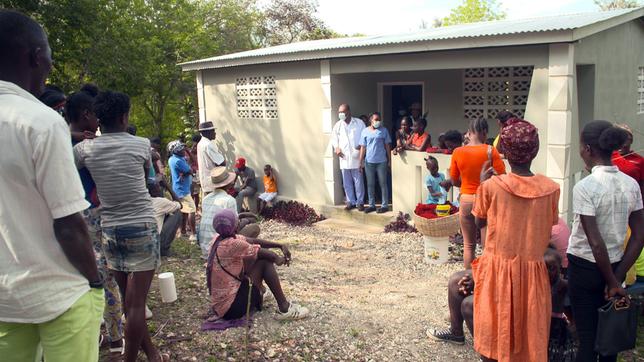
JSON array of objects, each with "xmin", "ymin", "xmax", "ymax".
[{"xmin": 472, "ymin": 120, "xmax": 560, "ymax": 362}]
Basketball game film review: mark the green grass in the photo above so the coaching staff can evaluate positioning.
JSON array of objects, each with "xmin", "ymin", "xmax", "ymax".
[{"xmin": 170, "ymin": 236, "xmax": 202, "ymax": 259}]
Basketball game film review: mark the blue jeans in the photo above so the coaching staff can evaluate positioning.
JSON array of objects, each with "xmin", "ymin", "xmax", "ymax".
[
  {"xmin": 341, "ymin": 168, "xmax": 364, "ymax": 206},
  {"xmin": 365, "ymin": 162, "xmax": 388, "ymax": 208}
]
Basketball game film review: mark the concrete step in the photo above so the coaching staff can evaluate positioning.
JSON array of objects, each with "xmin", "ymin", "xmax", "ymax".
[
  {"xmin": 314, "ymin": 218, "xmax": 384, "ymax": 235},
  {"xmin": 317, "ymin": 204, "xmax": 396, "ymax": 228}
]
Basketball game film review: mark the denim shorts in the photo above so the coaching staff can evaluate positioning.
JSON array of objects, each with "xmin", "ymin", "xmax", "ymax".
[{"xmin": 102, "ymin": 222, "xmax": 160, "ymax": 272}]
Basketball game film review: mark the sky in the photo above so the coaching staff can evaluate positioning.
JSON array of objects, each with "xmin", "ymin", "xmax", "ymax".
[{"xmin": 316, "ymin": 0, "xmax": 600, "ymax": 35}]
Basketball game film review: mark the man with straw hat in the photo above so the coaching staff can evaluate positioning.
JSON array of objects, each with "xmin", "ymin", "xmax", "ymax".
[
  {"xmin": 197, "ymin": 122, "xmax": 226, "ymax": 196},
  {"xmin": 198, "ymin": 167, "xmax": 260, "ymax": 258}
]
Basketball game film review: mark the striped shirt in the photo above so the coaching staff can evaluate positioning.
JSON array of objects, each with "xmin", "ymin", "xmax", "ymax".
[
  {"xmin": 74, "ymin": 133, "xmax": 155, "ymax": 227},
  {"xmin": 568, "ymin": 165, "xmax": 643, "ymax": 263}
]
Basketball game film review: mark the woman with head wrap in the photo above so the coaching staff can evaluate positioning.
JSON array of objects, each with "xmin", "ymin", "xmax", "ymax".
[
  {"xmin": 470, "ymin": 120, "xmax": 560, "ymax": 362},
  {"xmin": 206, "ymin": 209, "xmax": 310, "ymax": 321}
]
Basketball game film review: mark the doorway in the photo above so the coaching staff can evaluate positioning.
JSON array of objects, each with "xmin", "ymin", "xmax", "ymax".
[
  {"xmin": 376, "ymin": 82, "xmax": 424, "ymax": 210},
  {"xmin": 378, "ymin": 82, "xmax": 424, "ymax": 136}
]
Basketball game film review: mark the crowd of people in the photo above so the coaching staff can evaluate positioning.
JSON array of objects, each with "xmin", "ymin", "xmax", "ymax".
[
  {"xmin": 1, "ymin": 9, "xmax": 644, "ymax": 362},
  {"xmin": 0, "ymin": 10, "xmax": 304, "ymax": 362}
]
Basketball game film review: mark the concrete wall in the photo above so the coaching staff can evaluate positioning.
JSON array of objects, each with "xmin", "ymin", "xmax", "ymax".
[
  {"xmin": 201, "ymin": 61, "xmax": 332, "ymax": 206},
  {"xmin": 330, "ymin": 70, "xmax": 466, "ymax": 135},
  {"xmin": 575, "ymin": 21, "xmax": 644, "ymax": 156}
]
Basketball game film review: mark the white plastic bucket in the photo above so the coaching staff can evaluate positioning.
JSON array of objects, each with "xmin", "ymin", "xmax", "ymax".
[
  {"xmin": 158, "ymin": 272, "xmax": 177, "ymax": 303},
  {"xmin": 424, "ymin": 236, "xmax": 450, "ymax": 264}
]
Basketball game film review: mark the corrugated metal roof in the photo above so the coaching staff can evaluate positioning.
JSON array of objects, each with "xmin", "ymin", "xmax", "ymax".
[{"xmin": 180, "ymin": 7, "xmax": 643, "ymax": 69}]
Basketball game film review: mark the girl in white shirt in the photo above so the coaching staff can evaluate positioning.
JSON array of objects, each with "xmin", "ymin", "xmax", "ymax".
[{"xmin": 567, "ymin": 120, "xmax": 644, "ymax": 362}]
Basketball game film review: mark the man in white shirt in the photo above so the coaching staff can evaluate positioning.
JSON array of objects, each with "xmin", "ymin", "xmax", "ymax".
[
  {"xmin": 148, "ymin": 182, "xmax": 182, "ymax": 256},
  {"xmin": 197, "ymin": 121, "xmax": 226, "ymax": 195},
  {"xmin": 0, "ymin": 10, "xmax": 103, "ymax": 362},
  {"xmin": 331, "ymin": 103, "xmax": 366, "ymax": 210}
]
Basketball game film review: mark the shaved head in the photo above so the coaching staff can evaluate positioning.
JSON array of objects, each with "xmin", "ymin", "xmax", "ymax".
[{"xmin": 0, "ymin": 10, "xmax": 52, "ymax": 96}]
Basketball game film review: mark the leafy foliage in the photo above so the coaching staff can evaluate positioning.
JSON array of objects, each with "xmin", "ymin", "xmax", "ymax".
[
  {"xmin": 1, "ymin": 0, "xmax": 338, "ymax": 148},
  {"xmin": 384, "ymin": 212, "xmax": 418, "ymax": 233},
  {"xmin": 441, "ymin": 0, "xmax": 506, "ymax": 26},
  {"xmin": 259, "ymin": 0, "xmax": 341, "ymax": 45},
  {"xmin": 594, "ymin": 0, "xmax": 641, "ymax": 10},
  {"xmin": 261, "ymin": 200, "xmax": 324, "ymax": 226}
]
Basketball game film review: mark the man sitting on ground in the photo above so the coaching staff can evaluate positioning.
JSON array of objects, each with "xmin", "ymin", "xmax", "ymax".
[
  {"xmin": 199, "ymin": 167, "xmax": 260, "ymax": 257},
  {"xmin": 234, "ymin": 157, "xmax": 257, "ymax": 212},
  {"xmin": 148, "ymin": 181, "xmax": 182, "ymax": 256}
]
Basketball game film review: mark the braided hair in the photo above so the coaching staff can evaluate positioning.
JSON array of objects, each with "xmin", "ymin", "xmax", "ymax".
[{"xmin": 94, "ymin": 90, "xmax": 130, "ymax": 130}]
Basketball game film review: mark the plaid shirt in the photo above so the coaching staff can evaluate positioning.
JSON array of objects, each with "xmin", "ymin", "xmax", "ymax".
[
  {"xmin": 198, "ymin": 190, "xmax": 237, "ymax": 256},
  {"xmin": 568, "ymin": 165, "xmax": 643, "ymax": 263}
]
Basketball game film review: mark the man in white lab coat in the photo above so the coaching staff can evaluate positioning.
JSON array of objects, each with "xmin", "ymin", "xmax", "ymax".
[{"xmin": 330, "ymin": 103, "xmax": 366, "ymax": 210}]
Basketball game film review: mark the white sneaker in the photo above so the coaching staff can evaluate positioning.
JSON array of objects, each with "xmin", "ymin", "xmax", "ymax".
[
  {"xmin": 145, "ymin": 305, "xmax": 153, "ymax": 320},
  {"xmin": 275, "ymin": 302, "xmax": 309, "ymax": 321}
]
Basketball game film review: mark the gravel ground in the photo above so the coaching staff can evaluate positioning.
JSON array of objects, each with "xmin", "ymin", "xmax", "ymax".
[{"xmin": 100, "ymin": 220, "xmax": 480, "ymax": 361}]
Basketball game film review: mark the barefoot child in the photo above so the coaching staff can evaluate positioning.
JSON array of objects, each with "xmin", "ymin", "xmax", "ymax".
[
  {"xmin": 258, "ymin": 164, "xmax": 278, "ymax": 214},
  {"xmin": 424, "ymin": 156, "xmax": 447, "ymax": 205}
]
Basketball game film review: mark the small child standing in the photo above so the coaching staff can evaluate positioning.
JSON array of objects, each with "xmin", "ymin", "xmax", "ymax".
[
  {"xmin": 425, "ymin": 156, "xmax": 447, "ymax": 205},
  {"xmin": 258, "ymin": 164, "xmax": 278, "ymax": 214}
]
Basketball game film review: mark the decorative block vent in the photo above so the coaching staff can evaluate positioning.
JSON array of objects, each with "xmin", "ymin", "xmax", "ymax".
[
  {"xmin": 236, "ymin": 76, "xmax": 278, "ymax": 119},
  {"xmin": 463, "ymin": 66, "xmax": 534, "ymax": 120},
  {"xmin": 638, "ymin": 67, "xmax": 644, "ymax": 115}
]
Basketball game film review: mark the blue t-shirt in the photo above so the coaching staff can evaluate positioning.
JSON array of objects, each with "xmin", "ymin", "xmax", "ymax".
[
  {"xmin": 72, "ymin": 140, "xmax": 98, "ymax": 208},
  {"xmin": 359, "ymin": 127, "xmax": 392, "ymax": 164},
  {"xmin": 425, "ymin": 172, "xmax": 447, "ymax": 204},
  {"xmin": 169, "ymin": 154, "xmax": 192, "ymax": 198}
]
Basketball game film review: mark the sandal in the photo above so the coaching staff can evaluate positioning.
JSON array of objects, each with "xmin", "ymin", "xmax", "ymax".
[
  {"xmin": 160, "ymin": 352, "xmax": 171, "ymax": 362},
  {"xmin": 275, "ymin": 302, "xmax": 309, "ymax": 321}
]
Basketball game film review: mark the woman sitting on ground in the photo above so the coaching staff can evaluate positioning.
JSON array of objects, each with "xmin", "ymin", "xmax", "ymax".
[
  {"xmin": 405, "ymin": 117, "xmax": 432, "ymax": 152},
  {"xmin": 206, "ymin": 209, "xmax": 310, "ymax": 321}
]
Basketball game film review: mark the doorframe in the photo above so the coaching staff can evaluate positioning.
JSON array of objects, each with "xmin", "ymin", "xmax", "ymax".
[{"xmin": 377, "ymin": 81, "xmax": 426, "ymax": 118}]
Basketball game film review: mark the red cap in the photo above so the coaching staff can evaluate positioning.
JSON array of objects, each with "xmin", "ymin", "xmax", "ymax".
[{"xmin": 234, "ymin": 157, "xmax": 246, "ymax": 169}]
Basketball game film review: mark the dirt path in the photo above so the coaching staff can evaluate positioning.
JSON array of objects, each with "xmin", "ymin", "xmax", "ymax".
[{"xmin": 102, "ymin": 220, "xmax": 479, "ymax": 361}]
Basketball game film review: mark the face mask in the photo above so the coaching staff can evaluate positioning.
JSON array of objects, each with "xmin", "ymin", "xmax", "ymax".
[
  {"xmin": 373, "ymin": 121, "xmax": 382, "ymax": 128},
  {"xmin": 338, "ymin": 113, "xmax": 347, "ymax": 121}
]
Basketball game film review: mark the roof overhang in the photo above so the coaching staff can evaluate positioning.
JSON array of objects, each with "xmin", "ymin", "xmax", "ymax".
[{"xmin": 180, "ymin": 8, "xmax": 644, "ymax": 72}]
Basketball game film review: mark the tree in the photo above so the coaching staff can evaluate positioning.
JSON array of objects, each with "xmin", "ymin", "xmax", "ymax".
[
  {"xmin": 2, "ymin": 0, "xmax": 263, "ymax": 144},
  {"xmin": 441, "ymin": 0, "xmax": 506, "ymax": 26},
  {"xmin": 260, "ymin": 0, "xmax": 338, "ymax": 45},
  {"xmin": 594, "ymin": 0, "xmax": 640, "ymax": 10}
]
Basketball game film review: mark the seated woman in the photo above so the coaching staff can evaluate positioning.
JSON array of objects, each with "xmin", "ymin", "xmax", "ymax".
[
  {"xmin": 405, "ymin": 118, "xmax": 432, "ymax": 152},
  {"xmin": 429, "ymin": 247, "xmax": 566, "ymax": 350},
  {"xmin": 206, "ymin": 209, "xmax": 310, "ymax": 321}
]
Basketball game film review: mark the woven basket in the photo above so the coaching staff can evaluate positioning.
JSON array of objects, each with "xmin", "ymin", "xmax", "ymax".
[{"xmin": 413, "ymin": 212, "xmax": 460, "ymax": 237}]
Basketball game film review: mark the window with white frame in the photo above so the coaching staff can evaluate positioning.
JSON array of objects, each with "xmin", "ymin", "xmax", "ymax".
[
  {"xmin": 638, "ymin": 67, "xmax": 644, "ymax": 115},
  {"xmin": 463, "ymin": 66, "xmax": 534, "ymax": 120},
  {"xmin": 235, "ymin": 76, "xmax": 278, "ymax": 120}
]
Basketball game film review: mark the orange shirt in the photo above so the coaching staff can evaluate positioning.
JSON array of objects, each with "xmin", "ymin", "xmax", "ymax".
[
  {"xmin": 449, "ymin": 144, "xmax": 505, "ymax": 195},
  {"xmin": 263, "ymin": 175, "xmax": 277, "ymax": 193},
  {"xmin": 408, "ymin": 132, "xmax": 431, "ymax": 151}
]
